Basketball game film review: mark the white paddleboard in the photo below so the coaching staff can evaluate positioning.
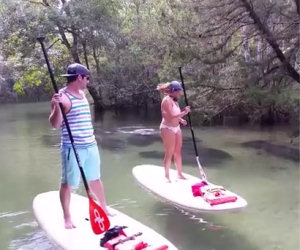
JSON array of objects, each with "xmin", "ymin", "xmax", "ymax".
[
  {"xmin": 33, "ymin": 191, "xmax": 177, "ymax": 250},
  {"xmin": 132, "ymin": 165, "xmax": 247, "ymax": 213}
]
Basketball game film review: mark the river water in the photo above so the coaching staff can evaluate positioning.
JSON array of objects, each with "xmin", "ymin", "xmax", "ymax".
[{"xmin": 0, "ymin": 102, "xmax": 299, "ymax": 250}]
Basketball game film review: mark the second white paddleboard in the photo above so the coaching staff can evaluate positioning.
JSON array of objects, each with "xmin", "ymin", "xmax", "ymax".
[{"xmin": 132, "ymin": 165, "xmax": 247, "ymax": 213}]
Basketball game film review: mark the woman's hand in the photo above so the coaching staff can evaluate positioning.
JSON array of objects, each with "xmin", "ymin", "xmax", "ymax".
[
  {"xmin": 183, "ymin": 106, "xmax": 191, "ymax": 115},
  {"xmin": 180, "ymin": 119, "xmax": 187, "ymax": 126}
]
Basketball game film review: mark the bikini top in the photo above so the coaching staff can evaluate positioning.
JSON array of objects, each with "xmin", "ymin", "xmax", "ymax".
[{"xmin": 168, "ymin": 95, "xmax": 181, "ymax": 113}]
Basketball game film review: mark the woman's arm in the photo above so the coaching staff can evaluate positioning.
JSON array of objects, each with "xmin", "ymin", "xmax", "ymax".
[
  {"xmin": 179, "ymin": 117, "xmax": 188, "ymax": 126},
  {"xmin": 161, "ymin": 99, "xmax": 190, "ymax": 120}
]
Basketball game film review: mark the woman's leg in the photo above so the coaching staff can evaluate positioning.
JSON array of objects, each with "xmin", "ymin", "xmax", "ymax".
[
  {"xmin": 161, "ymin": 128, "xmax": 176, "ymax": 182},
  {"xmin": 174, "ymin": 129, "xmax": 186, "ymax": 179}
]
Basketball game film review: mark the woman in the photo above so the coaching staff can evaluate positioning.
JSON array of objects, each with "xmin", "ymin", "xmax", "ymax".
[{"xmin": 157, "ymin": 81, "xmax": 191, "ymax": 182}]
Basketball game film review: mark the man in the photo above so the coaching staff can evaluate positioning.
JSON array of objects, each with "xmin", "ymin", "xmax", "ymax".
[{"xmin": 49, "ymin": 63, "xmax": 110, "ymax": 229}]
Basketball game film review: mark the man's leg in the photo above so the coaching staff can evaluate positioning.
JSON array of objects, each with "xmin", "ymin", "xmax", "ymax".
[
  {"xmin": 59, "ymin": 184, "xmax": 76, "ymax": 229},
  {"xmin": 89, "ymin": 179, "xmax": 113, "ymax": 216},
  {"xmin": 85, "ymin": 144, "xmax": 113, "ymax": 216},
  {"xmin": 60, "ymin": 146, "xmax": 81, "ymax": 229}
]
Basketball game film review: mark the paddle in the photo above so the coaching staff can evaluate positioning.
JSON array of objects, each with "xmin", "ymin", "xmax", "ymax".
[
  {"xmin": 178, "ymin": 67, "xmax": 208, "ymax": 183},
  {"xmin": 37, "ymin": 36, "xmax": 110, "ymax": 234}
]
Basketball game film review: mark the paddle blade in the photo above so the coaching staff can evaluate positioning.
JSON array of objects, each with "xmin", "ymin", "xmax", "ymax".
[{"xmin": 89, "ymin": 197, "xmax": 110, "ymax": 234}]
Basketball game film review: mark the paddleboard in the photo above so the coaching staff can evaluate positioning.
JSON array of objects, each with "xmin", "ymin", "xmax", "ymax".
[
  {"xmin": 33, "ymin": 191, "xmax": 177, "ymax": 250},
  {"xmin": 132, "ymin": 165, "xmax": 247, "ymax": 213}
]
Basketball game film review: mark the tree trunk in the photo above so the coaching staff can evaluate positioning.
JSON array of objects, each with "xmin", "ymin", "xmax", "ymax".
[
  {"xmin": 92, "ymin": 46, "xmax": 101, "ymax": 76},
  {"xmin": 295, "ymin": 48, "xmax": 300, "ymax": 74},
  {"xmin": 239, "ymin": 0, "xmax": 300, "ymax": 83},
  {"xmin": 242, "ymin": 26, "xmax": 250, "ymax": 62},
  {"xmin": 61, "ymin": 0, "xmax": 80, "ymax": 63},
  {"xmin": 295, "ymin": 0, "xmax": 300, "ymax": 16},
  {"xmin": 134, "ymin": 0, "xmax": 141, "ymax": 26},
  {"xmin": 71, "ymin": 32, "xmax": 80, "ymax": 63},
  {"xmin": 257, "ymin": 36, "xmax": 263, "ymax": 62},
  {"xmin": 38, "ymin": 0, "xmax": 103, "ymax": 108},
  {"xmin": 82, "ymin": 41, "xmax": 90, "ymax": 69},
  {"xmin": 87, "ymin": 84, "xmax": 103, "ymax": 110},
  {"xmin": 266, "ymin": 17, "xmax": 273, "ymax": 55}
]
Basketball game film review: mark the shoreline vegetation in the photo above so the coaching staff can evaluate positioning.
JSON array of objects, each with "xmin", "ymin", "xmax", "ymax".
[{"xmin": 0, "ymin": 0, "xmax": 299, "ymax": 128}]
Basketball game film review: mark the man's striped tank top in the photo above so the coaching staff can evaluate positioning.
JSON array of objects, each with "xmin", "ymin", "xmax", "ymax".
[{"xmin": 60, "ymin": 88, "xmax": 96, "ymax": 148}]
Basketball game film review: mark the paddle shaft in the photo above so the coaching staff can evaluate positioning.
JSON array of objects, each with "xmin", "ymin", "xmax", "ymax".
[
  {"xmin": 178, "ymin": 67, "xmax": 207, "ymax": 181},
  {"xmin": 37, "ymin": 37, "xmax": 90, "ymax": 195}
]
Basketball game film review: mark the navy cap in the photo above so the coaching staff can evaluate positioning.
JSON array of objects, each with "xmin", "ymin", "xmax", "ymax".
[
  {"xmin": 170, "ymin": 81, "xmax": 183, "ymax": 92},
  {"xmin": 61, "ymin": 63, "xmax": 90, "ymax": 77}
]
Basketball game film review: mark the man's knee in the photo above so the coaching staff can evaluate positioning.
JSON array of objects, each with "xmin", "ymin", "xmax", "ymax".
[
  {"xmin": 60, "ymin": 184, "xmax": 72, "ymax": 196},
  {"xmin": 61, "ymin": 183, "xmax": 69, "ymax": 188},
  {"xmin": 88, "ymin": 178, "xmax": 102, "ymax": 186}
]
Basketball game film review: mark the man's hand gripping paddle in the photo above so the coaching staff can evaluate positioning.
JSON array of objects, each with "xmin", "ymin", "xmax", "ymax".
[{"xmin": 37, "ymin": 36, "xmax": 110, "ymax": 234}]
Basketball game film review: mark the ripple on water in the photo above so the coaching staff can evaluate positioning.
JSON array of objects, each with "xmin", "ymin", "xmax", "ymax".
[
  {"xmin": 15, "ymin": 221, "xmax": 38, "ymax": 230},
  {"xmin": 109, "ymin": 198, "xmax": 140, "ymax": 210},
  {"xmin": 9, "ymin": 230, "xmax": 57, "ymax": 250},
  {"xmin": 0, "ymin": 211, "xmax": 28, "ymax": 219},
  {"xmin": 116, "ymin": 126, "xmax": 158, "ymax": 135}
]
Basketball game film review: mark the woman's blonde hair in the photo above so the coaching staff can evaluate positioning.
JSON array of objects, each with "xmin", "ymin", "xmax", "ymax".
[{"xmin": 157, "ymin": 82, "xmax": 171, "ymax": 94}]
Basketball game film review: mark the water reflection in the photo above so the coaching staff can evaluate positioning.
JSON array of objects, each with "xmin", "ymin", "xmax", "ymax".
[
  {"xmin": 127, "ymin": 134, "xmax": 161, "ymax": 147},
  {"xmin": 40, "ymin": 132, "xmax": 60, "ymax": 147},
  {"xmin": 96, "ymin": 135, "xmax": 126, "ymax": 153},
  {"xmin": 150, "ymin": 202, "xmax": 258, "ymax": 250},
  {"xmin": 139, "ymin": 145, "xmax": 232, "ymax": 167},
  {"xmin": 241, "ymin": 140, "xmax": 299, "ymax": 162}
]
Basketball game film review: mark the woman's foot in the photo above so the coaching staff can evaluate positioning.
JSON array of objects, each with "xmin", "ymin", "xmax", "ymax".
[
  {"xmin": 165, "ymin": 174, "xmax": 172, "ymax": 183},
  {"xmin": 177, "ymin": 174, "xmax": 187, "ymax": 180},
  {"xmin": 165, "ymin": 177, "xmax": 172, "ymax": 183}
]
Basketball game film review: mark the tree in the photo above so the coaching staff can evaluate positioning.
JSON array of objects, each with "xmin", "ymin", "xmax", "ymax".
[{"xmin": 0, "ymin": 0, "xmax": 298, "ymax": 124}]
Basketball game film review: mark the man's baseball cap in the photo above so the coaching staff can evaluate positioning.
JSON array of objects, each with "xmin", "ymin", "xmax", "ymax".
[
  {"xmin": 60, "ymin": 63, "xmax": 90, "ymax": 77},
  {"xmin": 170, "ymin": 81, "xmax": 183, "ymax": 92}
]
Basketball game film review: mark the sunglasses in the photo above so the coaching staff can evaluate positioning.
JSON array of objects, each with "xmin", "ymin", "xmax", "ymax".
[
  {"xmin": 81, "ymin": 75, "xmax": 90, "ymax": 80},
  {"xmin": 171, "ymin": 88, "xmax": 182, "ymax": 92}
]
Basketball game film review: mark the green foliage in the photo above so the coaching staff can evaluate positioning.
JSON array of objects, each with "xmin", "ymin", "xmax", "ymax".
[
  {"xmin": 13, "ymin": 81, "xmax": 24, "ymax": 95},
  {"xmin": 14, "ymin": 66, "xmax": 42, "ymax": 93},
  {"xmin": 0, "ymin": 0, "xmax": 298, "ymax": 123}
]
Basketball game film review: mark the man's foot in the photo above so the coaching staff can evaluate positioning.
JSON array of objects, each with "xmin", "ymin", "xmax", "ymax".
[
  {"xmin": 64, "ymin": 218, "xmax": 76, "ymax": 229},
  {"xmin": 105, "ymin": 208, "xmax": 116, "ymax": 217}
]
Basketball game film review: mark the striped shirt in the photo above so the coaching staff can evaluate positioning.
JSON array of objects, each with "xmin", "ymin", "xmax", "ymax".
[{"xmin": 60, "ymin": 88, "xmax": 96, "ymax": 148}]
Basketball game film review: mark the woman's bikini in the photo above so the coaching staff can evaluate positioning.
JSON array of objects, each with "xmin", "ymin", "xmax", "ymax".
[{"xmin": 160, "ymin": 96, "xmax": 181, "ymax": 134}]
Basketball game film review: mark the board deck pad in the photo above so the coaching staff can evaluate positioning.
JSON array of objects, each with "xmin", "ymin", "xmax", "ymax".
[
  {"xmin": 132, "ymin": 165, "xmax": 247, "ymax": 213},
  {"xmin": 33, "ymin": 191, "xmax": 177, "ymax": 250}
]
